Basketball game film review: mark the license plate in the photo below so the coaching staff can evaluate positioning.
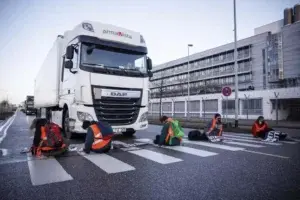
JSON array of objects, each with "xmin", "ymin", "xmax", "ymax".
[{"xmin": 113, "ymin": 128, "xmax": 126, "ymax": 133}]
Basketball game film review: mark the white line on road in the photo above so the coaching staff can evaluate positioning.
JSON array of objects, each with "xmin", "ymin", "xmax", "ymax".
[
  {"xmin": 129, "ymin": 149, "xmax": 183, "ymax": 164},
  {"xmin": 281, "ymin": 141, "xmax": 298, "ymax": 144},
  {"xmin": 26, "ymin": 116, "xmax": 29, "ymax": 124},
  {"xmin": 223, "ymin": 141, "xmax": 265, "ymax": 148},
  {"xmin": 223, "ymin": 136, "xmax": 282, "ymax": 146},
  {"xmin": 0, "ymin": 116, "xmax": 13, "ymax": 132},
  {"xmin": 114, "ymin": 140, "xmax": 183, "ymax": 164},
  {"xmin": 182, "ymin": 139, "xmax": 244, "ymax": 151},
  {"xmin": 0, "ymin": 148, "xmax": 8, "ymax": 156},
  {"xmin": 224, "ymin": 134, "xmax": 298, "ymax": 145},
  {"xmin": 0, "ymin": 114, "xmax": 16, "ymax": 144},
  {"xmin": 224, "ymin": 133, "xmax": 252, "ymax": 137},
  {"xmin": 27, "ymin": 154, "xmax": 73, "ymax": 186},
  {"xmin": 225, "ymin": 133, "xmax": 299, "ymax": 143},
  {"xmin": 241, "ymin": 149, "xmax": 289, "ymax": 159},
  {"xmin": 82, "ymin": 153, "xmax": 136, "ymax": 174},
  {"xmin": 162, "ymin": 145, "xmax": 218, "ymax": 157},
  {"xmin": 134, "ymin": 138, "xmax": 218, "ymax": 157}
]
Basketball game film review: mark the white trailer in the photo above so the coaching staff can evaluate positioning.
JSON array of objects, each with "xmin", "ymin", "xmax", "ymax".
[{"xmin": 34, "ymin": 21, "xmax": 153, "ymax": 138}]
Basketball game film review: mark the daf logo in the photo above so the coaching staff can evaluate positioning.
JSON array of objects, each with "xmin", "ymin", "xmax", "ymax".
[{"xmin": 111, "ymin": 92, "xmax": 127, "ymax": 97}]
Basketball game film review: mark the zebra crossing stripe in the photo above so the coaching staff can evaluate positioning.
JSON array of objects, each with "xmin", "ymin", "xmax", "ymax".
[
  {"xmin": 27, "ymin": 154, "xmax": 73, "ymax": 186},
  {"xmin": 162, "ymin": 145, "xmax": 218, "ymax": 157},
  {"xmin": 82, "ymin": 153, "xmax": 136, "ymax": 174},
  {"xmin": 223, "ymin": 141, "xmax": 265, "ymax": 148},
  {"xmin": 224, "ymin": 134, "xmax": 298, "ymax": 145},
  {"xmin": 134, "ymin": 138, "xmax": 218, "ymax": 157},
  {"xmin": 113, "ymin": 141, "xmax": 182, "ymax": 164},
  {"xmin": 223, "ymin": 136, "xmax": 282, "ymax": 146},
  {"xmin": 182, "ymin": 139, "xmax": 244, "ymax": 151}
]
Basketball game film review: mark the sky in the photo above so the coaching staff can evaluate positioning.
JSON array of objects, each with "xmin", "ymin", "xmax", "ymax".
[{"xmin": 0, "ymin": 0, "xmax": 298, "ymax": 104}]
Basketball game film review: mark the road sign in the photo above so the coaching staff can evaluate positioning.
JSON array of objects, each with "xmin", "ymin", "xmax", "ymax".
[{"xmin": 222, "ymin": 86, "xmax": 232, "ymax": 97}]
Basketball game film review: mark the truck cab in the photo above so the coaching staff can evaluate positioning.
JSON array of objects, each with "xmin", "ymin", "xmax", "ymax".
[{"xmin": 34, "ymin": 21, "xmax": 153, "ymax": 139}]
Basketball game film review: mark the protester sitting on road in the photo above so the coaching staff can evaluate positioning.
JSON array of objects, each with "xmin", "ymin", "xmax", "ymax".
[
  {"xmin": 204, "ymin": 113, "xmax": 223, "ymax": 142},
  {"xmin": 251, "ymin": 116, "xmax": 287, "ymax": 141},
  {"xmin": 153, "ymin": 116, "xmax": 184, "ymax": 146},
  {"xmin": 29, "ymin": 118, "xmax": 67, "ymax": 157},
  {"xmin": 81, "ymin": 120, "xmax": 114, "ymax": 154}
]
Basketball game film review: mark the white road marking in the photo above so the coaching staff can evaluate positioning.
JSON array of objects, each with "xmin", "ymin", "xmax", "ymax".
[
  {"xmin": 162, "ymin": 146, "xmax": 218, "ymax": 157},
  {"xmin": 241, "ymin": 149, "xmax": 289, "ymax": 159},
  {"xmin": 130, "ymin": 149, "xmax": 183, "ymax": 164},
  {"xmin": 0, "ymin": 148, "xmax": 8, "ymax": 156},
  {"xmin": 224, "ymin": 133, "xmax": 252, "ymax": 137},
  {"xmin": 223, "ymin": 136, "xmax": 282, "ymax": 146},
  {"xmin": 114, "ymin": 140, "xmax": 182, "ymax": 164},
  {"xmin": 223, "ymin": 141, "xmax": 265, "ymax": 148},
  {"xmin": 27, "ymin": 154, "xmax": 73, "ymax": 186},
  {"xmin": 281, "ymin": 141, "xmax": 298, "ymax": 144},
  {"xmin": 135, "ymin": 138, "xmax": 218, "ymax": 157},
  {"xmin": 225, "ymin": 133, "xmax": 299, "ymax": 143},
  {"xmin": 224, "ymin": 134, "xmax": 298, "ymax": 145},
  {"xmin": 0, "ymin": 114, "xmax": 17, "ymax": 144},
  {"xmin": 182, "ymin": 139, "xmax": 244, "ymax": 151},
  {"xmin": 82, "ymin": 153, "xmax": 136, "ymax": 174},
  {"xmin": 0, "ymin": 115, "xmax": 14, "ymax": 132}
]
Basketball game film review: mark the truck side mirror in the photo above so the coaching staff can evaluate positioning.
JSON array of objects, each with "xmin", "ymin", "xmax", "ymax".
[
  {"xmin": 147, "ymin": 57, "xmax": 152, "ymax": 71},
  {"xmin": 65, "ymin": 60, "xmax": 73, "ymax": 69},
  {"xmin": 66, "ymin": 45, "xmax": 74, "ymax": 60}
]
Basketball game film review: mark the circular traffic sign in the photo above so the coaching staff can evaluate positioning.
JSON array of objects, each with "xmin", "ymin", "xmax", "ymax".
[{"xmin": 222, "ymin": 86, "xmax": 232, "ymax": 97}]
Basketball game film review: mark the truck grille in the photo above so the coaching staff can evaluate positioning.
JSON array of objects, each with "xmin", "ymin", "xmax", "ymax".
[{"xmin": 92, "ymin": 86, "xmax": 142, "ymax": 126}]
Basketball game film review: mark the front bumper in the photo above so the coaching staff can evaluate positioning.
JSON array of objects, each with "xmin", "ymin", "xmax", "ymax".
[{"xmin": 69, "ymin": 104, "xmax": 148, "ymax": 134}]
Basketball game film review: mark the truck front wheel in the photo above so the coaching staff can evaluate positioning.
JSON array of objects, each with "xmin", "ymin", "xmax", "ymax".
[{"xmin": 62, "ymin": 109, "xmax": 72, "ymax": 139}]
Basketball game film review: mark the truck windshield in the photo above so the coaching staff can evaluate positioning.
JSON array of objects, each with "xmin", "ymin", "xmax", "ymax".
[{"xmin": 81, "ymin": 43, "xmax": 147, "ymax": 74}]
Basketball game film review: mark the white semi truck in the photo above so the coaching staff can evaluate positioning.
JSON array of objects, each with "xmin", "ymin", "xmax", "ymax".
[{"xmin": 34, "ymin": 21, "xmax": 153, "ymax": 138}]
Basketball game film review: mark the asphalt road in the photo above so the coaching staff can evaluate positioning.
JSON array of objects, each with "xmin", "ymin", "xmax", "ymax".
[{"xmin": 0, "ymin": 111, "xmax": 300, "ymax": 200}]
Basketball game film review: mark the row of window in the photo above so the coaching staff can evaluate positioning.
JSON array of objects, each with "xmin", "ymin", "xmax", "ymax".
[
  {"xmin": 150, "ymin": 74, "xmax": 252, "ymax": 98},
  {"xmin": 151, "ymin": 61, "xmax": 251, "ymax": 87},
  {"xmin": 152, "ymin": 46, "xmax": 251, "ymax": 79},
  {"xmin": 151, "ymin": 73, "xmax": 252, "ymax": 93},
  {"xmin": 149, "ymin": 99, "xmax": 263, "ymax": 115}
]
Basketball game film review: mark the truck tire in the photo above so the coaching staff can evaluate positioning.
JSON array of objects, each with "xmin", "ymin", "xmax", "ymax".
[
  {"xmin": 62, "ymin": 109, "xmax": 72, "ymax": 139},
  {"xmin": 122, "ymin": 130, "xmax": 136, "ymax": 137}
]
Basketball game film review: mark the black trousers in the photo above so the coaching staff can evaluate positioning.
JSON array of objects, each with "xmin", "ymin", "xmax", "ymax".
[{"xmin": 153, "ymin": 135, "xmax": 162, "ymax": 145}]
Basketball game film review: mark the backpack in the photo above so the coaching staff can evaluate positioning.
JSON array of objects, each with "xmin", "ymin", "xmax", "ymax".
[
  {"xmin": 44, "ymin": 123, "xmax": 64, "ymax": 148},
  {"xmin": 188, "ymin": 130, "xmax": 201, "ymax": 140},
  {"xmin": 170, "ymin": 120, "xmax": 184, "ymax": 138}
]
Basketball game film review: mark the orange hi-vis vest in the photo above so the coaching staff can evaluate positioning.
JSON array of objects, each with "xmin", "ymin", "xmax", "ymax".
[
  {"xmin": 208, "ymin": 118, "xmax": 223, "ymax": 136},
  {"xmin": 90, "ymin": 124, "xmax": 111, "ymax": 150},
  {"xmin": 36, "ymin": 126, "xmax": 55, "ymax": 156},
  {"xmin": 252, "ymin": 122, "xmax": 268, "ymax": 137}
]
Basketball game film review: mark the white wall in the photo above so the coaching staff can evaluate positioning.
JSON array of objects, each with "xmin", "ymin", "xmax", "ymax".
[{"xmin": 150, "ymin": 87, "xmax": 300, "ymax": 120}]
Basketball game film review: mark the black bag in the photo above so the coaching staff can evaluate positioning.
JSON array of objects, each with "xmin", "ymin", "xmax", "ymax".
[{"xmin": 188, "ymin": 130, "xmax": 208, "ymax": 141}]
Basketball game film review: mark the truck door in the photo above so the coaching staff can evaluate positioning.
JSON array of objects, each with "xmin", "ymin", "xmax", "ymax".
[{"xmin": 60, "ymin": 43, "xmax": 79, "ymax": 98}]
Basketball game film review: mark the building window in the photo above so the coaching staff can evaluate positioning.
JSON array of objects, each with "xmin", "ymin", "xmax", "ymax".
[
  {"xmin": 202, "ymin": 99, "xmax": 218, "ymax": 113},
  {"xmin": 174, "ymin": 101, "xmax": 185, "ymax": 112},
  {"xmin": 242, "ymin": 99, "xmax": 263, "ymax": 115},
  {"xmin": 222, "ymin": 100, "xmax": 236, "ymax": 115}
]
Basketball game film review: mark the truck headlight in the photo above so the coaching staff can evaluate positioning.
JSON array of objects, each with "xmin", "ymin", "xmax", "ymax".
[
  {"xmin": 77, "ymin": 111, "xmax": 94, "ymax": 121},
  {"xmin": 139, "ymin": 112, "xmax": 148, "ymax": 122}
]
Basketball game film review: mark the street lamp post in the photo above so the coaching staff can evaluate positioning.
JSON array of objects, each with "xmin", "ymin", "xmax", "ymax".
[
  {"xmin": 233, "ymin": 0, "xmax": 239, "ymax": 127},
  {"xmin": 187, "ymin": 44, "xmax": 193, "ymax": 119}
]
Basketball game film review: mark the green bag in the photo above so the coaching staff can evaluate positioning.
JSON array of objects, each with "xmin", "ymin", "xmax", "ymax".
[{"xmin": 170, "ymin": 120, "xmax": 184, "ymax": 138}]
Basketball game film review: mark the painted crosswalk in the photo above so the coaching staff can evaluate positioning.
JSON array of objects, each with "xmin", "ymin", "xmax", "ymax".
[{"xmin": 13, "ymin": 133, "xmax": 299, "ymax": 187}]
